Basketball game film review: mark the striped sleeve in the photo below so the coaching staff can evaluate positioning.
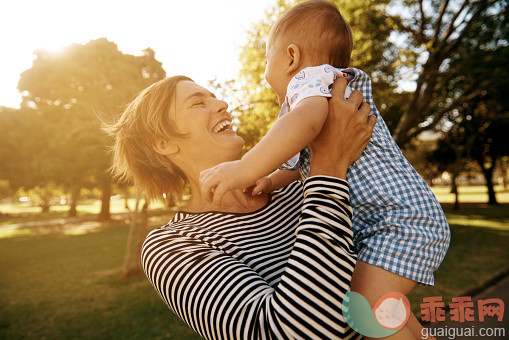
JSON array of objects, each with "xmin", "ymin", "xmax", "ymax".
[{"xmin": 142, "ymin": 176, "xmax": 359, "ymax": 340}]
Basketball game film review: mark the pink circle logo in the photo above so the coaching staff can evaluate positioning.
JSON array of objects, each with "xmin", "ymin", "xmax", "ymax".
[{"xmin": 372, "ymin": 292, "xmax": 411, "ymax": 330}]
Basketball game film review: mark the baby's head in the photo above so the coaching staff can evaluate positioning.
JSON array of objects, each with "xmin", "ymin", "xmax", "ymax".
[{"xmin": 264, "ymin": 0, "xmax": 353, "ymax": 104}]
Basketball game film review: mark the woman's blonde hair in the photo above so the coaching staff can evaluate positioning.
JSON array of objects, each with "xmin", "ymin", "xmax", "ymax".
[{"xmin": 104, "ymin": 75, "xmax": 192, "ymax": 205}]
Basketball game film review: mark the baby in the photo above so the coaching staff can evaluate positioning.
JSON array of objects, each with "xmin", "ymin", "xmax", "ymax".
[{"xmin": 201, "ymin": 1, "xmax": 450, "ymax": 338}]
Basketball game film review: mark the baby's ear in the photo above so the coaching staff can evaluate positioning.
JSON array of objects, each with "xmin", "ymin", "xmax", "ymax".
[
  {"xmin": 153, "ymin": 139, "xmax": 179, "ymax": 156},
  {"xmin": 286, "ymin": 44, "xmax": 302, "ymax": 75}
]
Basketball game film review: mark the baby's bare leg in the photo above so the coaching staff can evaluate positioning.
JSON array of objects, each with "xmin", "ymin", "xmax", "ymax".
[{"xmin": 350, "ymin": 261, "xmax": 434, "ymax": 340}]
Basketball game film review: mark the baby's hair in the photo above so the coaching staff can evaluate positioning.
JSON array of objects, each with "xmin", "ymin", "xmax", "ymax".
[{"xmin": 270, "ymin": 0, "xmax": 353, "ymax": 68}]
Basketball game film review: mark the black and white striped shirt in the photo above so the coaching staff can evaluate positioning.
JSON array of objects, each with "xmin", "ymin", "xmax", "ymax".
[{"xmin": 142, "ymin": 176, "xmax": 361, "ymax": 339}]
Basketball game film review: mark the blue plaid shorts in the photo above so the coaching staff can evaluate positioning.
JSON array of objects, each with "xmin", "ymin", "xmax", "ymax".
[{"xmin": 278, "ymin": 66, "xmax": 450, "ymax": 285}]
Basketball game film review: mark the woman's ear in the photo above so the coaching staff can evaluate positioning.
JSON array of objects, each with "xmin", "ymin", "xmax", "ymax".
[
  {"xmin": 286, "ymin": 44, "xmax": 302, "ymax": 75},
  {"xmin": 153, "ymin": 139, "xmax": 179, "ymax": 156}
]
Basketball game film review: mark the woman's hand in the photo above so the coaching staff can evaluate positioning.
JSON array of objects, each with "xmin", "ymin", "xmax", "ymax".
[{"xmin": 309, "ymin": 78, "xmax": 376, "ymax": 179}]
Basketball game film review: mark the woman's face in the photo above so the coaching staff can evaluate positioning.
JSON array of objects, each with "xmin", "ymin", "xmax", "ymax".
[{"xmin": 170, "ymin": 80, "xmax": 245, "ymax": 168}]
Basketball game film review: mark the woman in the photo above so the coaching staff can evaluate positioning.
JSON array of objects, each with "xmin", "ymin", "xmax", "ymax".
[{"xmin": 107, "ymin": 75, "xmax": 375, "ymax": 339}]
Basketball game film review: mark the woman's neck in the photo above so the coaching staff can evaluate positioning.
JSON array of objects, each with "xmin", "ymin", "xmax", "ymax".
[
  {"xmin": 184, "ymin": 189, "xmax": 269, "ymax": 214},
  {"xmin": 183, "ymin": 180, "xmax": 269, "ymax": 214}
]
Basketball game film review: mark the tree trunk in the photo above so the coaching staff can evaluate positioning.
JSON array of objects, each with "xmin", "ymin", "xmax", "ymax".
[
  {"xmin": 40, "ymin": 202, "xmax": 50, "ymax": 213},
  {"xmin": 454, "ymin": 187, "xmax": 460, "ymax": 211},
  {"xmin": 98, "ymin": 174, "xmax": 112, "ymax": 221},
  {"xmin": 134, "ymin": 201, "xmax": 149, "ymax": 268},
  {"xmin": 450, "ymin": 176, "xmax": 457, "ymax": 194},
  {"xmin": 499, "ymin": 159, "xmax": 508, "ymax": 189},
  {"xmin": 393, "ymin": 91, "xmax": 423, "ymax": 147},
  {"xmin": 453, "ymin": 180, "xmax": 460, "ymax": 211},
  {"xmin": 484, "ymin": 169, "xmax": 498, "ymax": 205},
  {"xmin": 450, "ymin": 172, "xmax": 460, "ymax": 211},
  {"xmin": 478, "ymin": 159, "xmax": 498, "ymax": 205},
  {"xmin": 122, "ymin": 197, "xmax": 149, "ymax": 278},
  {"xmin": 38, "ymin": 191, "xmax": 51, "ymax": 213},
  {"xmin": 123, "ymin": 186, "xmax": 131, "ymax": 210},
  {"xmin": 122, "ymin": 199, "xmax": 139, "ymax": 277},
  {"xmin": 393, "ymin": 59, "xmax": 442, "ymax": 147},
  {"xmin": 68, "ymin": 186, "xmax": 80, "ymax": 217}
]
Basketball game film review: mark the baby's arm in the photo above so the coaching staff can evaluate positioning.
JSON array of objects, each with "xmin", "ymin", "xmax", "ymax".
[
  {"xmin": 200, "ymin": 96, "xmax": 329, "ymax": 204},
  {"xmin": 250, "ymin": 169, "xmax": 301, "ymax": 195},
  {"xmin": 244, "ymin": 96, "xmax": 329, "ymax": 177}
]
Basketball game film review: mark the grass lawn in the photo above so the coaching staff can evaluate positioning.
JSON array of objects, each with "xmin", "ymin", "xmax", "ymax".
[
  {"xmin": 408, "ymin": 202, "xmax": 509, "ymax": 315},
  {"xmin": 0, "ymin": 198, "xmax": 167, "ymax": 226},
  {"xmin": 431, "ymin": 184, "xmax": 509, "ymax": 204},
  {"xmin": 0, "ymin": 186, "xmax": 507, "ymax": 338},
  {"xmin": 0, "ymin": 221, "xmax": 201, "ymax": 340}
]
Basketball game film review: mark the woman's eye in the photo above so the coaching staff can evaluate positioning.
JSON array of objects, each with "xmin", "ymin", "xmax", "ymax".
[{"xmin": 192, "ymin": 101, "xmax": 204, "ymax": 107}]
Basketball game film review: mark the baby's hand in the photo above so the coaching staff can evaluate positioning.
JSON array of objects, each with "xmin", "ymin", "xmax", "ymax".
[
  {"xmin": 250, "ymin": 177, "xmax": 272, "ymax": 196},
  {"xmin": 200, "ymin": 160, "xmax": 256, "ymax": 206}
]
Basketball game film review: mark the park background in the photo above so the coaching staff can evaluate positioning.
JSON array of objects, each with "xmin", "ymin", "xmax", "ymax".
[{"xmin": 0, "ymin": 0, "xmax": 507, "ymax": 339}]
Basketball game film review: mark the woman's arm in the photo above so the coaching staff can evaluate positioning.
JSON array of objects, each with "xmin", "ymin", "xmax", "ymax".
[{"xmin": 142, "ymin": 176, "xmax": 359, "ymax": 339}]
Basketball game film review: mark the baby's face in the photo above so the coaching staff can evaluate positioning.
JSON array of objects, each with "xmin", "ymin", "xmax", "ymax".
[{"xmin": 264, "ymin": 35, "xmax": 289, "ymax": 106}]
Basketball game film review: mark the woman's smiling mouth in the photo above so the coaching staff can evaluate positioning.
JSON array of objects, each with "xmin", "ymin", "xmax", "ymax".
[{"xmin": 212, "ymin": 120, "xmax": 233, "ymax": 133}]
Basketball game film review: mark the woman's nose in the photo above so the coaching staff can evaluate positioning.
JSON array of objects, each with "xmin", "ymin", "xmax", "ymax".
[{"xmin": 213, "ymin": 98, "xmax": 228, "ymax": 113}]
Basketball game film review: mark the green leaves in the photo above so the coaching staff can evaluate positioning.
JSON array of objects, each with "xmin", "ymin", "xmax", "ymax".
[
  {"xmin": 2, "ymin": 38, "xmax": 166, "ymax": 203},
  {"xmin": 235, "ymin": 0, "xmax": 507, "ymax": 150}
]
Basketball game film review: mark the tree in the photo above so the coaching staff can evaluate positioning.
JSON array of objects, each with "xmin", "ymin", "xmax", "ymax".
[
  {"xmin": 402, "ymin": 138, "xmax": 441, "ymax": 185},
  {"xmin": 469, "ymin": 118, "xmax": 509, "ymax": 205},
  {"xmin": 436, "ymin": 45, "xmax": 509, "ymax": 204},
  {"xmin": 391, "ymin": 0, "xmax": 507, "ymax": 146},
  {"xmin": 427, "ymin": 131, "xmax": 473, "ymax": 210},
  {"xmin": 499, "ymin": 156, "xmax": 509, "ymax": 189},
  {"xmin": 431, "ymin": 114, "xmax": 509, "ymax": 206},
  {"xmin": 17, "ymin": 38, "xmax": 166, "ymax": 219},
  {"xmin": 428, "ymin": 83, "xmax": 509, "ymax": 206},
  {"xmin": 234, "ymin": 0, "xmax": 507, "ymax": 150},
  {"xmin": 0, "ymin": 180, "xmax": 13, "ymax": 201},
  {"xmin": 0, "ymin": 106, "xmax": 63, "ymax": 212}
]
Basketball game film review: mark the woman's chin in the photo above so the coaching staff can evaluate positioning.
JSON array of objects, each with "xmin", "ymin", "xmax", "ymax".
[
  {"xmin": 214, "ymin": 129, "xmax": 244, "ymax": 143},
  {"xmin": 211, "ymin": 130, "xmax": 245, "ymax": 154}
]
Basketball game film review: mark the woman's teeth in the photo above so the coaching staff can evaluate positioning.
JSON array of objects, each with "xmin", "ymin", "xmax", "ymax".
[{"xmin": 212, "ymin": 120, "xmax": 232, "ymax": 133}]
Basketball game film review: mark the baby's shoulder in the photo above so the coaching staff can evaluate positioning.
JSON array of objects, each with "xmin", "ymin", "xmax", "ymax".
[
  {"xmin": 287, "ymin": 65, "xmax": 340, "ymax": 107},
  {"xmin": 292, "ymin": 64, "xmax": 338, "ymax": 82}
]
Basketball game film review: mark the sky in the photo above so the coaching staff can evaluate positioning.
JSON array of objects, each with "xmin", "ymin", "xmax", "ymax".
[{"xmin": 0, "ymin": 0, "xmax": 275, "ymax": 108}]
